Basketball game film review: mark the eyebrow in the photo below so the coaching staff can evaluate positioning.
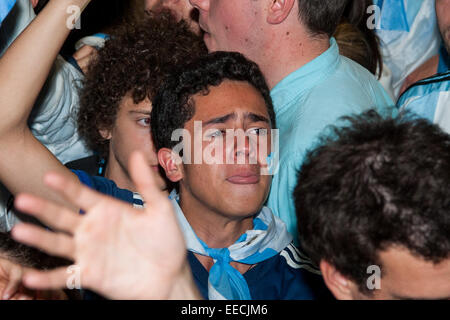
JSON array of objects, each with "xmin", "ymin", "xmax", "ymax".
[
  {"xmin": 203, "ymin": 113, "xmax": 236, "ymax": 127},
  {"xmin": 128, "ymin": 110, "xmax": 151, "ymax": 115},
  {"xmin": 202, "ymin": 112, "xmax": 270, "ymax": 127}
]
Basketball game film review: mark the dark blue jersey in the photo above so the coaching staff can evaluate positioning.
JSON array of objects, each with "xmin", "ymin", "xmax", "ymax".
[
  {"xmin": 73, "ymin": 170, "xmax": 332, "ymax": 300},
  {"xmin": 188, "ymin": 243, "xmax": 331, "ymax": 300}
]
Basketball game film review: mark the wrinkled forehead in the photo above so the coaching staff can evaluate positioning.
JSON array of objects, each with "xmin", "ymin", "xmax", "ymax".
[{"xmin": 187, "ymin": 81, "xmax": 271, "ymax": 126}]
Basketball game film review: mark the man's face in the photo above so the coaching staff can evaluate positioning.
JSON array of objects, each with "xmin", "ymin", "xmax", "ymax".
[
  {"xmin": 105, "ymin": 95, "xmax": 166, "ymax": 190},
  {"xmin": 354, "ymin": 247, "xmax": 450, "ymax": 300},
  {"xmin": 189, "ymin": 0, "xmax": 263, "ymax": 55},
  {"xmin": 179, "ymin": 80, "xmax": 273, "ymax": 218},
  {"xmin": 146, "ymin": 0, "xmax": 201, "ymax": 34},
  {"xmin": 436, "ymin": 0, "xmax": 450, "ymax": 53}
]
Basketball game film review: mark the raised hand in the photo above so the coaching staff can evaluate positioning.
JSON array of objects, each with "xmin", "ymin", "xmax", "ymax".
[
  {"xmin": 0, "ymin": 257, "xmax": 32, "ymax": 300},
  {"xmin": 72, "ymin": 45, "xmax": 98, "ymax": 74},
  {"xmin": 11, "ymin": 152, "xmax": 199, "ymax": 300}
]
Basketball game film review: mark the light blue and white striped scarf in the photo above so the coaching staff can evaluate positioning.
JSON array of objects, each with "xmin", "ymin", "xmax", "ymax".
[{"xmin": 169, "ymin": 190, "xmax": 292, "ymax": 300}]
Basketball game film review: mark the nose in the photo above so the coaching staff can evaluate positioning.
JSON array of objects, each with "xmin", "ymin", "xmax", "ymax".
[
  {"xmin": 233, "ymin": 130, "xmax": 257, "ymax": 165},
  {"xmin": 189, "ymin": 0, "xmax": 209, "ymax": 11}
]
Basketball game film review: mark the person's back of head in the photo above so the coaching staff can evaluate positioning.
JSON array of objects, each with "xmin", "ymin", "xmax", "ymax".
[
  {"xmin": 294, "ymin": 110, "xmax": 450, "ymax": 299},
  {"xmin": 296, "ymin": 0, "xmax": 349, "ymax": 39}
]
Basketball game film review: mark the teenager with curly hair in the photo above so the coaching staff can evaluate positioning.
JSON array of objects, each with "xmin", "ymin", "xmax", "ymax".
[
  {"xmin": 72, "ymin": 11, "xmax": 207, "ymax": 191},
  {"xmin": 0, "ymin": 0, "xmax": 205, "ymax": 223}
]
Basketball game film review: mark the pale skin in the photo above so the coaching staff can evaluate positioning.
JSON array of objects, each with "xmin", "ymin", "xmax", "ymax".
[{"xmin": 189, "ymin": 0, "xmax": 330, "ymax": 89}]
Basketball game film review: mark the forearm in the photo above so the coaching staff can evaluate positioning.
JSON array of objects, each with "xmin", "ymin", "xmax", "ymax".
[{"xmin": 0, "ymin": 0, "xmax": 91, "ymax": 136}]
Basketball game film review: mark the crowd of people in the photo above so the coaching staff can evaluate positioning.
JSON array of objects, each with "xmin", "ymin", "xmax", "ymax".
[{"xmin": 0, "ymin": 0, "xmax": 448, "ymax": 300}]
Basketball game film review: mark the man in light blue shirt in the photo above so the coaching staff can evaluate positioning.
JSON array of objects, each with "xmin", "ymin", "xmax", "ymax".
[
  {"xmin": 190, "ymin": 0, "xmax": 394, "ymax": 243},
  {"xmin": 268, "ymin": 38, "xmax": 393, "ymax": 242}
]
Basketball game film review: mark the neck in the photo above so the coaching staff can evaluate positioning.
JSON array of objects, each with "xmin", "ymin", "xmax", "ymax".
[
  {"xmin": 179, "ymin": 191, "xmax": 255, "ymax": 249},
  {"xmin": 258, "ymin": 30, "xmax": 330, "ymax": 89},
  {"xmin": 105, "ymin": 159, "xmax": 136, "ymax": 191}
]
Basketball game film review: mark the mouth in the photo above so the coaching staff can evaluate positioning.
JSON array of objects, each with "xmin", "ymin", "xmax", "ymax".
[
  {"xmin": 226, "ymin": 169, "xmax": 260, "ymax": 185},
  {"xmin": 151, "ymin": 165, "xmax": 160, "ymax": 173}
]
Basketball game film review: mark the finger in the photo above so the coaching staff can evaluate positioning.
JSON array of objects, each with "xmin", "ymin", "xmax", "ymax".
[
  {"xmin": 14, "ymin": 193, "xmax": 81, "ymax": 234},
  {"xmin": 22, "ymin": 268, "xmax": 74, "ymax": 291},
  {"xmin": 11, "ymin": 224, "xmax": 75, "ymax": 261},
  {"xmin": 44, "ymin": 171, "xmax": 110, "ymax": 213},
  {"xmin": 129, "ymin": 151, "xmax": 167, "ymax": 208},
  {"xmin": 1, "ymin": 264, "xmax": 23, "ymax": 300},
  {"xmin": 72, "ymin": 45, "xmax": 95, "ymax": 60}
]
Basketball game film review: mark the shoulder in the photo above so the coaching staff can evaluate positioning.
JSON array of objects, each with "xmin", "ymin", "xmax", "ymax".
[
  {"xmin": 246, "ymin": 243, "xmax": 332, "ymax": 300},
  {"xmin": 279, "ymin": 243, "xmax": 321, "ymax": 275},
  {"xmin": 397, "ymin": 71, "xmax": 450, "ymax": 110},
  {"xmin": 71, "ymin": 170, "xmax": 141, "ymax": 206}
]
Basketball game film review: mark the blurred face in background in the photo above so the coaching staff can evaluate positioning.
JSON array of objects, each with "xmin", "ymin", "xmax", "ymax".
[{"xmin": 145, "ymin": 0, "xmax": 201, "ymax": 34}]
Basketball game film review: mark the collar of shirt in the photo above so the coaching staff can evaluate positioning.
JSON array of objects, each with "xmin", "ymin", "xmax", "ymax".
[{"xmin": 270, "ymin": 37, "xmax": 340, "ymax": 116}]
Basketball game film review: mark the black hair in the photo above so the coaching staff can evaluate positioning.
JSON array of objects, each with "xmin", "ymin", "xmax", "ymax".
[
  {"xmin": 151, "ymin": 51, "xmax": 275, "ymax": 151},
  {"xmin": 294, "ymin": 110, "xmax": 450, "ymax": 294},
  {"xmin": 297, "ymin": 0, "xmax": 349, "ymax": 38}
]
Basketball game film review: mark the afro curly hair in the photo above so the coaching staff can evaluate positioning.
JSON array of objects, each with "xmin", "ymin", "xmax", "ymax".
[{"xmin": 77, "ymin": 10, "xmax": 207, "ymax": 157}]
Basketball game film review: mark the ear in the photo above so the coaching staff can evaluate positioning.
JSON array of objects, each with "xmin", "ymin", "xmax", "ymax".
[
  {"xmin": 320, "ymin": 260, "xmax": 356, "ymax": 300},
  {"xmin": 266, "ymin": 0, "xmax": 296, "ymax": 25},
  {"xmin": 158, "ymin": 148, "xmax": 184, "ymax": 183},
  {"xmin": 99, "ymin": 128, "xmax": 112, "ymax": 140}
]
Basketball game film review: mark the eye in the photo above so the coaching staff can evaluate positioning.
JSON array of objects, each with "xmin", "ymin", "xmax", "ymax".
[
  {"xmin": 137, "ymin": 117, "xmax": 151, "ymax": 127},
  {"xmin": 247, "ymin": 128, "xmax": 268, "ymax": 136},
  {"xmin": 209, "ymin": 129, "xmax": 225, "ymax": 138}
]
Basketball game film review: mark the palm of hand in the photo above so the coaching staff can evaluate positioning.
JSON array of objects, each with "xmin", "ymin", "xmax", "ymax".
[{"xmin": 75, "ymin": 196, "xmax": 186, "ymax": 299}]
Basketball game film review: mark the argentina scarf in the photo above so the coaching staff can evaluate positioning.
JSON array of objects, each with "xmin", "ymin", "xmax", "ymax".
[{"xmin": 169, "ymin": 190, "xmax": 292, "ymax": 300}]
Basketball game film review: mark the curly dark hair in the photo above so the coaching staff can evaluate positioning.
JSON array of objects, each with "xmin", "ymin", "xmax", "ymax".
[
  {"xmin": 77, "ymin": 11, "xmax": 207, "ymax": 157},
  {"xmin": 294, "ymin": 110, "xmax": 450, "ymax": 294},
  {"xmin": 151, "ymin": 51, "xmax": 275, "ymax": 151}
]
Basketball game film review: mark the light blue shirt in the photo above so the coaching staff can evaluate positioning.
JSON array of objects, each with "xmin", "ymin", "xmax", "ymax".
[
  {"xmin": 267, "ymin": 38, "xmax": 394, "ymax": 243},
  {"xmin": 397, "ymin": 71, "xmax": 450, "ymax": 134}
]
